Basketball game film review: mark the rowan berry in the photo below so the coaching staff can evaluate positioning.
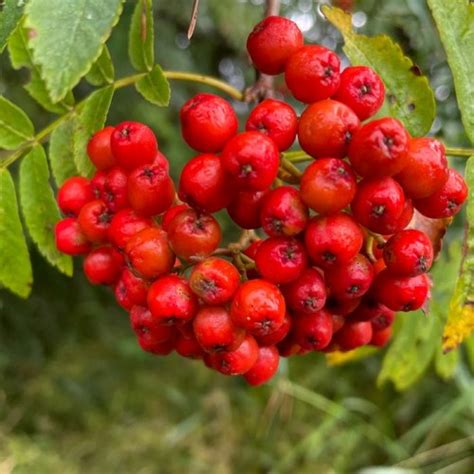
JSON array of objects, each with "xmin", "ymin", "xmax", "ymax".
[
  {"xmin": 55, "ymin": 217, "xmax": 91, "ymax": 255},
  {"xmin": 244, "ymin": 345, "xmax": 280, "ymax": 386},
  {"xmin": 78, "ymin": 199, "xmax": 113, "ymax": 243},
  {"xmin": 175, "ymin": 332, "xmax": 205, "ymax": 359},
  {"xmin": 335, "ymin": 321, "xmax": 372, "ymax": 351},
  {"xmin": 325, "ymin": 296, "xmax": 361, "ymax": 316},
  {"xmin": 370, "ymin": 326, "xmax": 392, "ymax": 347},
  {"xmin": 293, "ymin": 309, "xmax": 334, "ymax": 351},
  {"xmin": 101, "ymin": 167, "xmax": 129, "ymax": 212},
  {"xmin": 91, "ymin": 170, "xmax": 107, "ymax": 198},
  {"xmin": 161, "ymin": 204, "xmax": 190, "ymax": 232},
  {"xmin": 57, "ymin": 176, "xmax": 93, "ymax": 216},
  {"xmin": 108, "ymin": 208, "xmax": 152, "ymax": 249},
  {"xmin": 83, "ymin": 246, "xmax": 124, "ymax": 285},
  {"xmin": 114, "ymin": 268, "xmax": 149, "ymax": 310},
  {"xmin": 211, "ymin": 334, "xmax": 259, "ymax": 376},
  {"xmin": 348, "ymin": 298, "xmax": 394, "ymax": 326},
  {"xmin": 87, "ymin": 126, "xmax": 116, "ymax": 170},
  {"xmin": 255, "ymin": 312, "xmax": 291, "ymax": 346},
  {"xmin": 227, "ymin": 190, "xmax": 268, "ymax": 230}
]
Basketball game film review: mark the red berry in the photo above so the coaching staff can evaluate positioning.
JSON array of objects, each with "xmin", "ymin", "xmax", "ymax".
[
  {"xmin": 255, "ymin": 312, "xmax": 291, "ymax": 346},
  {"xmin": 331, "ymin": 313, "xmax": 345, "ymax": 333},
  {"xmin": 348, "ymin": 299, "xmax": 394, "ymax": 329},
  {"xmin": 244, "ymin": 345, "xmax": 280, "ymax": 386},
  {"xmin": 83, "ymin": 246, "xmax": 124, "ymax": 285},
  {"xmin": 300, "ymin": 158, "xmax": 357, "ymax": 215},
  {"xmin": 243, "ymin": 240, "xmax": 262, "ymax": 280},
  {"xmin": 108, "ymin": 208, "xmax": 152, "ymax": 249},
  {"xmin": 180, "ymin": 93, "xmax": 238, "ymax": 152},
  {"xmin": 114, "ymin": 268, "xmax": 149, "ymax": 310},
  {"xmin": 298, "ymin": 99, "xmax": 360, "ymax": 159},
  {"xmin": 231, "ymin": 279, "xmax": 286, "ymax": 337},
  {"xmin": 101, "ymin": 167, "xmax": 129, "ymax": 212},
  {"xmin": 91, "ymin": 170, "xmax": 107, "ymax": 198},
  {"xmin": 371, "ymin": 309, "xmax": 395, "ymax": 332},
  {"xmin": 246, "ymin": 16, "xmax": 303, "ymax": 75},
  {"xmin": 175, "ymin": 332, "xmax": 204, "ymax": 359},
  {"xmin": 211, "ymin": 334, "xmax": 259, "ymax": 375},
  {"xmin": 221, "ymin": 131, "xmax": 280, "ymax": 191},
  {"xmin": 394, "ymin": 198, "xmax": 414, "ymax": 232},
  {"xmin": 77, "ymin": 199, "xmax": 113, "ymax": 243},
  {"xmin": 111, "ymin": 121, "xmax": 158, "ymax": 171},
  {"xmin": 245, "ymin": 99, "xmax": 298, "ymax": 151},
  {"xmin": 293, "ymin": 309, "xmax": 334, "ymax": 351},
  {"xmin": 370, "ymin": 326, "xmax": 392, "ymax": 347},
  {"xmin": 57, "ymin": 176, "xmax": 93, "ymax": 216},
  {"xmin": 227, "ymin": 190, "xmax": 268, "ymax": 230},
  {"xmin": 335, "ymin": 321, "xmax": 372, "ymax": 351},
  {"xmin": 55, "ymin": 217, "xmax": 91, "ymax": 255},
  {"xmin": 333, "ymin": 66, "xmax": 385, "ymax": 120},
  {"xmin": 285, "ymin": 45, "xmax": 341, "ymax": 103},
  {"xmin": 153, "ymin": 151, "xmax": 170, "ymax": 173},
  {"xmin": 162, "ymin": 204, "xmax": 189, "ymax": 232},
  {"xmin": 326, "ymin": 296, "xmax": 361, "ymax": 316},
  {"xmin": 87, "ymin": 126, "xmax": 116, "ymax": 170}
]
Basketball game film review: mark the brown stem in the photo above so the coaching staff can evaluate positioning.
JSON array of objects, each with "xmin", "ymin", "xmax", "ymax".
[{"xmin": 187, "ymin": 0, "xmax": 200, "ymax": 39}]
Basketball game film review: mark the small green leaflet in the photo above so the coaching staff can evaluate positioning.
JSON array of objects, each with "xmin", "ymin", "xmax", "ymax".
[
  {"xmin": 0, "ymin": 0, "xmax": 25, "ymax": 52},
  {"xmin": 19, "ymin": 146, "xmax": 72, "ymax": 276},
  {"xmin": 128, "ymin": 0, "xmax": 154, "ymax": 72},
  {"xmin": 0, "ymin": 169, "xmax": 32, "ymax": 298},
  {"xmin": 0, "ymin": 96, "xmax": 34, "ymax": 150},
  {"xmin": 86, "ymin": 45, "xmax": 115, "ymax": 86},
  {"xmin": 49, "ymin": 119, "xmax": 78, "ymax": 186},
  {"xmin": 135, "ymin": 65, "xmax": 170, "ymax": 106}
]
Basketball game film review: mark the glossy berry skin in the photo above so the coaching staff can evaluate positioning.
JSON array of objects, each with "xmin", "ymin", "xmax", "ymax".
[
  {"xmin": 351, "ymin": 177, "xmax": 406, "ymax": 235},
  {"xmin": 372, "ymin": 270, "xmax": 429, "ymax": 312},
  {"xmin": 298, "ymin": 100, "xmax": 360, "ymax": 159},
  {"xmin": 383, "ymin": 229, "xmax": 433, "ymax": 276},
  {"xmin": 167, "ymin": 209, "xmax": 222, "ymax": 260},
  {"xmin": 125, "ymin": 227, "xmax": 175, "ymax": 280},
  {"xmin": 180, "ymin": 93, "xmax": 238, "ymax": 152},
  {"xmin": 326, "ymin": 296, "xmax": 361, "ymax": 317},
  {"xmin": 335, "ymin": 321, "xmax": 372, "ymax": 351},
  {"xmin": 227, "ymin": 190, "xmax": 268, "ymax": 230},
  {"xmin": 175, "ymin": 332, "xmax": 204, "ymax": 359},
  {"xmin": 348, "ymin": 118, "xmax": 410, "ymax": 178},
  {"xmin": 189, "ymin": 257, "xmax": 241, "ymax": 305},
  {"xmin": 304, "ymin": 213, "xmax": 364, "ymax": 269},
  {"xmin": 114, "ymin": 268, "xmax": 149, "ymax": 310},
  {"xmin": 87, "ymin": 126, "xmax": 116, "ymax": 170},
  {"xmin": 178, "ymin": 154, "xmax": 236, "ymax": 213},
  {"xmin": 108, "ymin": 208, "xmax": 152, "ymax": 249},
  {"xmin": 231, "ymin": 279, "xmax": 286, "ymax": 337},
  {"xmin": 211, "ymin": 334, "xmax": 259, "ymax": 376},
  {"xmin": 243, "ymin": 240, "xmax": 262, "ymax": 280},
  {"xmin": 147, "ymin": 275, "xmax": 198, "ymax": 324},
  {"xmin": 395, "ymin": 198, "xmax": 414, "ymax": 232},
  {"xmin": 244, "ymin": 345, "xmax": 280, "ymax": 386},
  {"xmin": 193, "ymin": 306, "xmax": 245, "ymax": 353},
  {"xmin": 153, "ymin": 151, "xmax": 170, "ymax": 173},
  {"xmin": 293, "ymin": 309, "xmax": 334, "ymax": 351},
  {"xmin": 128, "ymin": 163, "xmax": 175, "ymax": 217},
  {"xmin": 371, "ymin": 308, "xmax": 395, "ymax": 332},
  {"xmin": 260, "ymin": 186, "xmax": 308, "ymax": 237},
  {"xmin": 396, "ymin": 138, "xmax": 448, "ymax": 199},
  {"xmin": 349, "ymin": 299, "xmax": 394, "ymax": 329},
  {"xmin": 325, "ymin": 254, "xmax": 374, "ymax": 301},
  {"xmin": 101, "ymin": 167, "xmax": 129, "ymax": 212},
  {"xmin": 333, "ymin": 66, "xmax": 385, "ymax": 120},
  {"xmin": 83, "ymin": 246, "xmax": 124, "ymax": 285},
  {"xmin": 331, "ymin": 314, "xmax": 345, "ymax": 333},
  {"xmin": 246, "ymin": 16, "xmax": 303, "ymax": 75},
  {"xmin": 256, "ymin": 312, "xmax": 291, "ymax": 346},
  {"xmin": 55, "ymin": 217, "xmax": 91, "ymax": 255},
  {"xmin": 91, "ymin": 170, "xmax": 106, "ymax": 198},
  {"xmin": 245, "ymin": 99, "xmax": 298, "ymax": 151},
  {"xmin": 255, "ymin": 237, "xmax": 308, "ymax": 285},
  {"xmin": 221, "ymin": 131, "xmax": 280, "ymax": 191},
  {"xmin": 370, "ymin": 326, "xmax": 392, "ymax": 347},
  {"xmin": 78, "ymin": 199, "xmax": 113, "ymax": 243},
  {"xmin": 285, "ymin": 46, "xmax": 341, "ymax": 103},
  {"xmin": 282, "ymin": 268, "xmax": 327, "ymax": 315},
  {"xmin": 57, "ymin": 177, "xmax": 93, "ymax": 216},
  {"xmin": 414, "ymin": 168, "xmax": 468, "ymax": 218},
  {"xmin": 162, "ymin": 204, "xmax": 189, "ymax": 232},
  {"xmin": 111, "ymin": 121, "xmax": 158, "ymax": 171},
  {"xmin": 300, "ymin": 158, "xmax": 357, "ymax": 215}
]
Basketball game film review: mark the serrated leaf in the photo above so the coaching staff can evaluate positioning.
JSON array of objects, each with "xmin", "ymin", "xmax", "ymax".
[
  {"xmin": 86, "ymin": 45, "xmax": 115, "ymax": 86},
  {"xmin": 427, "ymin": 0, "xmax": 474, "ymax": 144},
  {"xmin": 49, "ymin": 119, "xmax": 78, "ymax": 186},
  {"xmin": 74, "ymin": 86, "xmax": 114, "ymax": 177},
  {"xmin": 0, "ymin": 96, "xmax": 34, "ymax": 150},
  {"xmin": 25, "ymin": 0, "xmax": 124, "ymax": 102},
  {"xmin": 0, "ymin": 0, "xmax": 25, "ymax": 52},
  {"xmin": 135, "ymin": 65, "xmax": 170, "ymax": 106},
  {"xmin": 323, "ymin": 6, "xmax": 435, "ymax": 137},
  {"xmin": 128, "ymin": 0, "xmax": 154, "ymax": 72},
  {"xmin": 0, "ymin": 168, "xmax": 32, "ymax": 298},
  {"xmin": 19, "ymin": 146, "xmax": 72, "ymax": 276}
]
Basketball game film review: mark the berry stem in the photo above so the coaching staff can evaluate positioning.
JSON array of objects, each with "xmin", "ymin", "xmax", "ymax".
[
  {"xmin": 444, "ymin": 146, "xmax": 474, "ymax": 158},
  {"xmin": 282, "ymin": 150, "xmax": 313, "ymax": 163},
  {"xmin": 280, "ymin": 157, "xmax": 303, "ymax": 179}
]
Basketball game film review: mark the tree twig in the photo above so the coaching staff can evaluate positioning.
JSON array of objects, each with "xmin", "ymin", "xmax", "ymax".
[{"xmin": 187, "ymin": 0, "xmax": 200, "ymax": 40}]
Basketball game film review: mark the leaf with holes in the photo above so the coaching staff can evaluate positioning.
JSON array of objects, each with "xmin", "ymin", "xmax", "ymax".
[
  {"xmin": 135, "ymin": 65, "xmax": 170, "ymax": 106},
  {"xmin": 49, "ymin": 119, "xmax": 78, "ymax": 186},
  {"xmin": 86, "ymin": 45, "xmax": 115, "ymax": 86},
  {"xmin": 0, "ymin": 96, "xmax": 34, "ymax": 150},
  {"xmin": 129, "ymin": 0, "xmax": 154, "ymax": 72},
  {"xmin": 0, "ymin": 0, "xmax": 25, "ymax": 52}
]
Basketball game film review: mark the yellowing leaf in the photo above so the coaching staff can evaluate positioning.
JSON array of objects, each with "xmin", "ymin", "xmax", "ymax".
[{"xmin": 326, "ymin": 346, "xmax": 377, "ymax": 366}]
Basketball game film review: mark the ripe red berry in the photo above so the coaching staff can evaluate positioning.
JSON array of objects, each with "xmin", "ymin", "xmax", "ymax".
[
  {"xmin": 57, "ymin": 176, "xmax": 93, "ymax": 216},
  {"xmin": 91, "ymin": 170, "xmax": 107, "ymax": 198},
  {"xmin": 333, "ymin": 66, "xmax": 385, "ymax": 120},
  {"xmin": 180, "ymin": 93, "xmax": 238, "ymax": 152},
  {"xmin": 87, "ymin": 126, "xmax": 116, "ymax": 170},
  {"xmin": 231, "ymin": 279, "xmax": 286, "ymax": 337},
  {"xmin": 221, "ymin": 131, "xmax": 280, "ymax": 191},
  {"xmin": 370, "ymin": 326, "xmax": 392, "ymax": 347},
  {"xmin": 414, "ymin": 168, "xmax": 468, "ymax": 218},
  {"xmin": 371, "ymin": 308, "xmax": 395, "ymax": 332},
  {"xmin": 55, "ymin": 217, "xmax": 91, "ymax": 255},
  {"xmin": 83, "ymin": 246, "xmax": 124, "ymax": 285},
  {"xmin": 78, "ymin": 199, "xmax": 113, "ymax": 243},
  {"xmin": 300, "ymin": 158, "xmax": 357, "ymax": 215},
  {"xmin": 153, "ymin": 150, "xmax": 170, "ymax": 173},
  {"xmin": 115, "ymin": 268, "xmax": 149, "ymax": 310},
  {"xmin": 246, "ymin": 16, "xmax": 303, "ymax": 75},
  {"xmin": 298, "ymin": 100, "xmax": 360, "ymax": 159},
  {"xmin": 211, "ymin": 334, "xmax": 259, "ymax": 376},
  {"xmin": 244, "ymin": 345, "xmax": 280, "ymax": 386},
  {"xmin": 293, "ymin": 309, "xmax": 334, "ymax": 351},
  {"xmin": 161, "ymin": 204, "xmax": 189, "ymax": 232},
  {"xmin": 189, "ymin": 257, "xmax": 241, "ymax": 305},
  {"xmin": 326, "ymin": 296, "xmax": 361, "ymax": 316},
  {"xmin": 255, "ymin": 312, "xmax": 291, "ymax": 346},
  {"xmin": 348, "ymin": 299, "xmax": 394, "ymax": 329},
  {"xmin": 175, "ymin": 332, "xmax": 204, "ymax": 359},
  {"xmin": 243, "ymin": 240, "xmax": 262, "ymax": 280},
  {"xmin": 335, "ymin": 321, "xmax": 372, "ymax": 351},
  {"xmin": 227, "ymin": 190, "xmax": 268, "ymax": 230},
  {"xmin": 167, "ymin": 209, "xmax": 222, "ymax": 260},
  {"xmin": 245, "ymin": 99, "xmax": 298, "ymax": 151},
  {"xmin": 331, "ymin": 314, "xmax": 345, "ymax": 333},
  {"xmin": 101, "ymin": 167, "xmax": 129, "ymax": 212},
  {"xmin": 285, "ymin": 45, "xmax": 341, "ymax": 103},
  {"xmin": 348, "ymin": 118, "xmax": 410, "ymax": 178},
  {"xmin": 125, "ymin": 227, "xmax": 175, "ymax": 280},
  {"xmin": 108, "ymin": 208, "xmax": 152, "ymax": 249},
  {"xmin": 111, "ymin": 121, "xmax": 158, "ymax": 171},
  {"xmin": 304, "ymin": 213, "xmax": 364, "ymax": 269},
  {"xmin": 351, "ymin": 177, "xmax": 406, "ymax": 235},
  {"xmin": 396, "ymin": 138, "xmax": 448, "ymax": 199}
]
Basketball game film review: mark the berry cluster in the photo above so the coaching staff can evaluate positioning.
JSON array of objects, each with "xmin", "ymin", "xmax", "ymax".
[{"xmin": 54, "ymin": 15, "xmax": 467, "ymax": 386}]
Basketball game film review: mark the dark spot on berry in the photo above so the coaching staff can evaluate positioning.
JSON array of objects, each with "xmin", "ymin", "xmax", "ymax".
[
  {"xmin": 212, "ymin": 344, "xmax": 227, "ymax": 353},
  {"xmin": 324, "ymin": 67, "xmax": 333, "ymax": 77},
  {"xmin": 270, "ymin": 217, "xmax": 283, "ymax": 234},
  {"xmin": 360, "ymin": 84, "xmax": 371, "ymax": 95},
  {"xmin": 307, "ymin": 335, "xmax": 319, "ymax": 347},
  {"xmin": 417, "ymin": 256, "xmax": 428, "ymax": 273},
  {"xmin": 372, "ymin": 205, "xmax": 386, "ymax": 217},
  {"xmin": 383, "ymin": 136, "xmax": 394, "ymax": 148},
  {"xmin": 241, "ymin": 164, "xmax": 253, "ymax": 177},
  {"xmin": 344, "ymin": 130, "xmax": 353, "ymax": 143},
  {"xmin": 447, "ymin": 199, "xmax": 459, "ymax": 211},
  {"xmin": 347, "ymin": 285, "xmax": 360, "ymax": 295},
  {"xmin": 199, "ymin": 278, "xmax": 218, "ymax": 295},
  {"xmin": 259, "ymin": 319, "xmax": 274, "ymax": 334},
  {"xmin": 120, "ymin": 127, "xmax": 131, "ymax": 138},
  {"xmin": 304, "ymin": 297, "xmax": 319, "ymax": 311},
  {"xmin": 138, "ymin": 325, "xmax": 149, "ymax": 335},
  {"xmin": 402, "ymin": 303, "xmax": 413, "ymax": 311},
  {"xmin": 323, "ymin": 251, "xmax": 336, "ymax": 263}
]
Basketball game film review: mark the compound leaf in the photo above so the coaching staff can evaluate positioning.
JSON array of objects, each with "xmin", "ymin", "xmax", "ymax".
[
  {"xmin": 49, "ymin": 119, "xmax": 78, "ymax": 186},
  {"xmin": 135, "ymin": 64, "xmax": 170, "ymax": 106},
  {"xmin": 128, "ymin": 0, "xmax": 154, "ymax": 72},
  {"xmin": 0, "ymin": 96, "xmax": 34, "ymax": 150}
]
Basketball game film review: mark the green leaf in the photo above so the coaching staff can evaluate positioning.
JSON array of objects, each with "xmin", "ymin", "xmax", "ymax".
[
  {"xmin": 427, "ymin": 0, "xmax": 474, "ymax": 144},
  {"xmin": 323, "ymin": 6, "xmax": 436, "ymax": 137},
  {"xmin": 135, "ymin": 65, "xmax": 170, "ymax": 106},
  {"xmin": 0, "ymin": 0, "xmax": 25, "ymax": 52},
  {"xmin": 74, "ymin": 86, "xmax": 114, "ymax": 178},
  {"xmin": 0, "ymin": 96, "xmax": 34, "ymax": 150},
  {"xmin": 19, "ymin": 146, "xmax": 72, "ymax": 276},
  {"xmin": 128, "ymin": 0, "xmax": 154, "ymax": 72},
  {"xmin": 25, "ymin": 0, "xmax": 124, "ymax": 102},
  {"xmin": 0, "ymin": 169, "xmax": 32, "ymax": 298},
  {"xmin": 49, "ymin": 119, "xmax": 78, "ymax": 186},
  {"xmin": 86, "ymin": 45, "xmax": 115, "ymax": 86}
]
